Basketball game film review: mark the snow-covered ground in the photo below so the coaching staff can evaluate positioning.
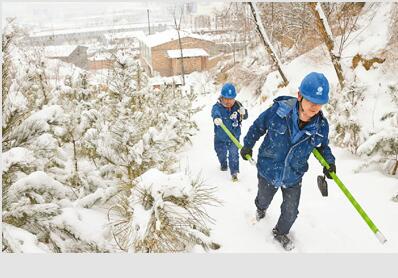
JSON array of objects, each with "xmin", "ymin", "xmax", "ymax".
[{"xmin": 179, "ymin": 90, "xmax": 398, "ymax": 253}]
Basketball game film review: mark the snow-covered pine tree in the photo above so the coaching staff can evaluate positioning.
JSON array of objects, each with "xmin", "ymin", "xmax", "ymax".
[
  {"xmin": 2, "ymin": 21, "xmax": 67, "ymax": 199},
  {"xmin": 357, "ymin": 84, "xmax": 398, "ymax": 176},
  {"xmin": 108, "ymin": 169, "xmax": 220, "ymax": 252},
  {"xmin": 51, "ymin": 71, "xmax": 97, "ymax": 188},
  {"xmin": 3, "ymin": 20, "xmax": 216, "ymax": 253},
  {"xmin": 131, "ymin": 60, "xmax": 148, "ymax": 92},
  {"xmin": 49, "ymin": 71, "xmax": 119, "ymax": 207},
  {"xmin": 19, "ymin": 47, "xmax": 52, "ymax": 110},
  {"xmin": 87, "ymin": 49, "xmax": 198, "ymax": 186},
  {"xmin": 84, "ymin": 51, "xmax": 150, "ymax": 185},
  {"xmin": 90, "ymin": 85, "xmax": 198, "ymax": 185},
  {"xmin": 84, "ymin": 50, "xmax": 218, "ymax": 252},
  {"xmin": 326, "ymin": 78, "xmax": 366, "ymax": 153},
  {"xmin": 2, "ymin": 24, "xmax": 70, "ymax": 252},
  {"xmin": 2, "ymin": 22, "xmax": 114, "ymax": 253},
  {"xmin": 107, "ymin": 49, "xmax": 147, "ymax": 100}
]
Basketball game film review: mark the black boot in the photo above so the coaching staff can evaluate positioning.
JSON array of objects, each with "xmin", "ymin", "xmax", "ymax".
[
  {"xmin": 256, "ymin": 209, "xmax": 266, "ymax": 221},
  {"xmin": 272, "ymin": 227, "xmax": 294, "ymax": 251},
  {"xmin": 220, "ymin": 165, "xmax": 228, "ymax": 171}
]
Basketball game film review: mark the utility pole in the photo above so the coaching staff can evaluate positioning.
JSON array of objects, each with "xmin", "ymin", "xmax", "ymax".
[{"xmin": 147, "ymin": 9, "xmax": 151, "ymax": 35}]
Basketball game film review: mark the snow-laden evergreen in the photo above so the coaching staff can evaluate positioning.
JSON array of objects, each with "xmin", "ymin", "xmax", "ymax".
[
  {"xmin": 108, "ymin": 168, "xmax": 220, "ymax": 252},
  {"xmin": 2, "ymin": 21, "xmax": 218, "ymax": 253},
  {"xmin": 356, "ymin": 83, "xmax": 398, "ymax": 176},
  {"xmin": 326, "ymin": 78, "xmax": 367, "ymax": 153}
]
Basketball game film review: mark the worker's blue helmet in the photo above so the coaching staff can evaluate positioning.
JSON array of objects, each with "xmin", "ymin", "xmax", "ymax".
[
  {"xmin": 299, "ymin": 72, "xmax": 330, "ymax": 105},
  {"xmin": 221, "ymin": 83, "xmax": 237, "ymax": 99}
]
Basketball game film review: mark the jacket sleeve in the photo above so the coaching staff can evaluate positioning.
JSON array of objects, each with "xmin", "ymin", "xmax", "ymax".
[
  {"xmin": 316, "ymin": 120, "xmax": 336, "ymax": 165},
  {"xmin": 243, "ymin": 104, "xmax": 276, "ymax": 149},
  {"xmin": 211, "ymin": 104, "xmax": 221, "ymax": 119}
]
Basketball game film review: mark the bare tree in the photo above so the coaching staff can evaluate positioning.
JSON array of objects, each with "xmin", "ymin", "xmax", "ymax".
[
  {"xmin": 318, "ymin": 3, "xmax": 367, "ymax": 58},
  {"xmin": 213, "ymin": 3, "xmax": 255, "ymax": 62},
  {"xmin": 309, "ymin": 2, "xmax": 345, "ymax": 89},
  {"xmin": 257, "ymin": 2, "xmax": 318, "ymax": 60},
  {"xmin": 385, "ymin": 3, "xmax": 398, "ymax": 68},
  {"xmin": 171, "ymin": 5, "xmax": 186, "ymax": 86},
  {"xmin": 249, "ymin": 2, "xmax": 289, "ymax": 87}
]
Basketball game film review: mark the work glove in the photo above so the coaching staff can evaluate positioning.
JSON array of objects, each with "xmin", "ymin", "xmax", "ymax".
[
  {"xmin": 240, "ymin": 146, "xmax": 253, "ymax": 160},
  {"xmin": 214, "ymin": 118, "xmax": 222, "ymax": 126},
  {"xmin": 230, "ymin": 111, "xmax": 238, "ymax": 120},
  {"xmin": 239, "ymin": 107, "xmax": 246, "ymax": 116},
  {"xmin": 323, "ymin": 164, "xmax": 336, "ymax": 179}
]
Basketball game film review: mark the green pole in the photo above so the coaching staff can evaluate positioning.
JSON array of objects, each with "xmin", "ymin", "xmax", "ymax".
[
  {"xmin": 216, "ymin": 120, "xmax": 256, "ymax": 165},
  {"xmin": 312, "ymin": 148, "xmax": 387, "ymax": 244}
]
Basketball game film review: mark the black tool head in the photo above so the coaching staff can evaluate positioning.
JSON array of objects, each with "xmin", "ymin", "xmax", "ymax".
[{"xmin": 317, "ymin": 175, "xmax": 328, "ymax": 197}]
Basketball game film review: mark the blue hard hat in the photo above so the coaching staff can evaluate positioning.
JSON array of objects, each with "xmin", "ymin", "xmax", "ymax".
[
  {"xmin": 299, "ymin": 72, "xmax": 330, "ymax": 104},
  {"xmin": 221, "ymin": 83, "xmax": 237, "ymax": 99}
]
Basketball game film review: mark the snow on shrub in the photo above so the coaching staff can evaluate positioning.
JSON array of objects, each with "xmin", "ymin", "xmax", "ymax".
[{"xmin": 108, "ymin": 169, "xmax": 220, "ymax": 252}]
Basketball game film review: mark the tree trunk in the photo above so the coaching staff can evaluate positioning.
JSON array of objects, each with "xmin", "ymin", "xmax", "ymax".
[
  {"xmin": 392, "ymin": 158, "xmax": 398, "ymax": 176},
  {"xmin": 147, "ymin": 9, "xmax": 151, "ymax": 35},
  {"xmin": 173, "ymin": 7, "xmax": 185, "ymax": 86},
  {"xmin": 244, "ymin": 4, "xmax": 248, "ymax": 56},
  {"xmin": 38, "ymin": 69, "xmax": 49, "ymax": 108},
  {"xmin": 71, "ymin": 137, "xmax": 79, "ymax": 175},
  {"xmin": 176, "ymin": 32, "xmax": 186, "ymax": 86},
  {"xmin": 233, "ymin": 33, "xmax": 236, "ymax": 65},
  {"xmin": 137, "ymin": 65, "xmax": 141, "ymax": 91},
  {"xmin": 309, "ymin": 2, "xmax": 345, "ymax": 89},
  {"xmin": 249, "ymin": 2, "xmax": 289, "ymax": 87}
]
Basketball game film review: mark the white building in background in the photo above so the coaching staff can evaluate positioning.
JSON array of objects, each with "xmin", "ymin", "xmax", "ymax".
[{"xmin": 25, "ymin": 22, "xmax": 169, "ymax": 46}]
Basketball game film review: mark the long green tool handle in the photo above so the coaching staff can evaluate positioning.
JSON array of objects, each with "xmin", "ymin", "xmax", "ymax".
[
  {"xmin": 216, "ymin": 120, "xmax": 256, "ymax": 166},
  {"xmin": 312, "ymin": 148, "xmax": 387, "ymax": 244}
]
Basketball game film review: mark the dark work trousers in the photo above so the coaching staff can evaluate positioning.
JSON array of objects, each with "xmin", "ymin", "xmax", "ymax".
[
  {"xmin": 255, "ymin": 174, "xmax": 302, "ymax": 235},
  {"xmin": 214, "ymin": 138, "xmax": 240, "ymax": 175}
]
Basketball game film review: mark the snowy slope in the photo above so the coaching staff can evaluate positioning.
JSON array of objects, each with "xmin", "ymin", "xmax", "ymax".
[
  {"xmin": 179, "ymin": 90, "xmax": 398, "ymax": 253},
  {"xmin": 68, "ymin": 2, "xmax": 398, "ymax": 254},
  {"xmin": 179, "ymin": 3, "xmax": 398, "ymax": 251}
]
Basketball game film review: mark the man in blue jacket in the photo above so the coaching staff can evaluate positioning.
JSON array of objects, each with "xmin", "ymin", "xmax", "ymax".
[
  {"xmin": 212, "ymin": 83, "xmax": 248, "ymax": 182},
  {"xmin": 240, "ymin": 72, "xmax": 336, "ymax": 251}
]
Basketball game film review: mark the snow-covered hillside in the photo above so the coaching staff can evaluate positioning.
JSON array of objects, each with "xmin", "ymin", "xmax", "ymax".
[{"xmin": 177, "ymin": 2, "xmax": 398, "ymax": 252}]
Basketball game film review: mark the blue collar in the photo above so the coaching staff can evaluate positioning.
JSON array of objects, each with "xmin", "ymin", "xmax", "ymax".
[
  {"xmin": 274, "ymin": 97, "xmax": 323, "ymax": 143},
  {"xmin": 292, "ymin": 102, "xmax": 321, "ymax": 143},
  {"xmin": 276, "ymin": 98, "xmax": 297, "ymax": 118}
]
